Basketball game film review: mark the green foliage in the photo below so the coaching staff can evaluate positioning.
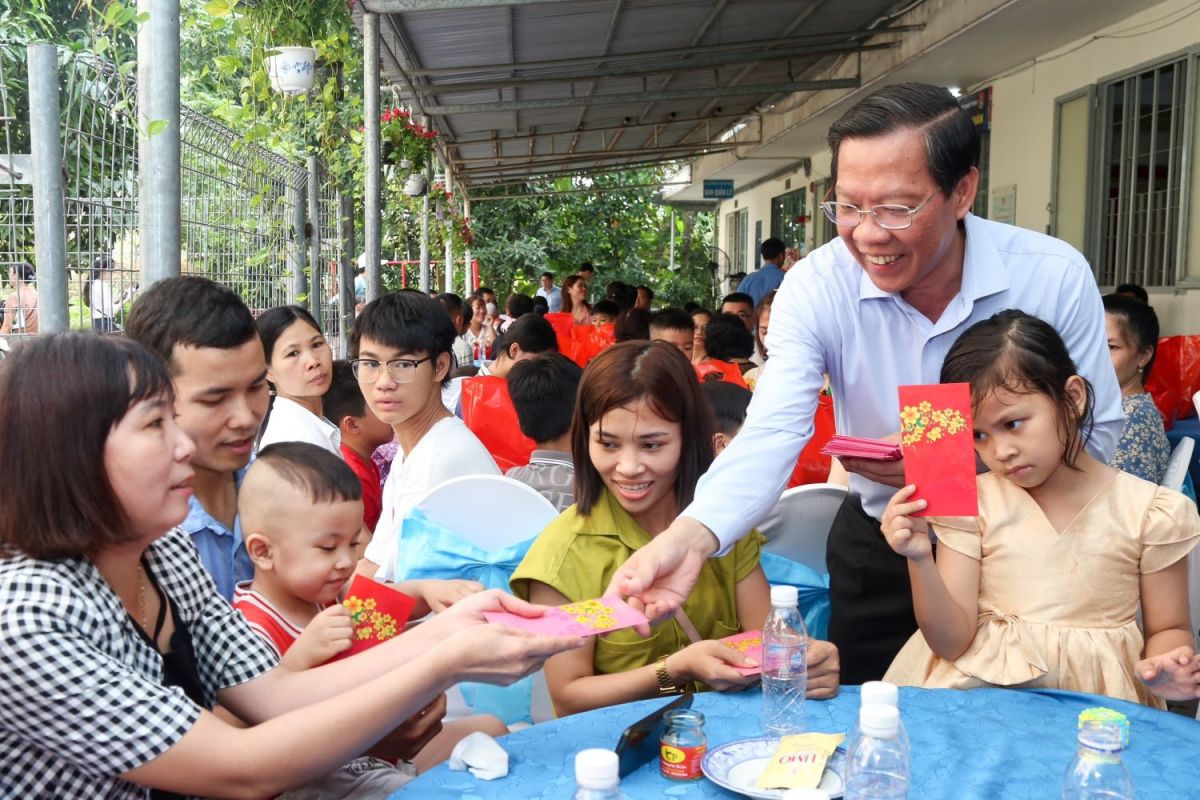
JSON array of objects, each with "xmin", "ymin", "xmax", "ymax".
[{"xmin": 470, "ymin": 169, "xmax": 715, "ymax": 308}]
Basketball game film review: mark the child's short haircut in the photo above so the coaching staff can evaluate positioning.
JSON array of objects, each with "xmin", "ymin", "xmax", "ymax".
[
  {"xmin": 507, "ymin": 353, "xmax": 583, "ymax": 444},
  {"xmin": 591, "ymin": 299, "xmax": 620, "ymax": 319},
  {"xmin": 649, "ymin": 308, "xmax": 695, "ymax": 335},
  {"xmin": 493, "ymin": 313, "xmax": 558, "ymax": 358},
  {"xmin": 322, "ymin": 360, "xmax": 366, "ymax": 425},
  {"xmin": 351, "ymin": 290, "xmax": 456, "ymax": 384},
  {"xmin": 704, "ymin": 313, "xmax": 755, "ymax": 360},
  {"xmin": 125, "ymin": 276, "xmax": 258, "ymax": 372},
  {"xmin": 251, "ymin": 442, "xmax": 363, "ymax": 505},
  {"xmin": 701, "ymin": 381, "xmax": 752, "ymax": 436}
]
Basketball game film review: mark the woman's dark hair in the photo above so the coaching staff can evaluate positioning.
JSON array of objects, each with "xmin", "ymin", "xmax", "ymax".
[
  {"xmin": 705, "ymin": 313, "xmax": 755, "ymax": 361},
  {"xmin": 1102, "ymin": 293, "xmax": 1160, "ymax": 379},
  {"xmin": 701, "ymin": 380, "xmax": 753, "ymax": 436},
  {"xmin": 755, "ymin": 290, "xmax": 776, "ymax": 360},
  {"xmin": 827, "ymin": 82, "xmax": 979, "ymax": 197},
  {"xmin": 562, "ymin": 274, "xmax": 588, "ymax": 314},
  {"xmin": 605, "ymin": 281, "xmax": 638, "ymax": 312},
  {"xmin": 125, "ymin": 276, "xmax": 259, "ymax": 373},
  {"xmin": 493, "ymin": 313, "xmax": 558, "ymax": 361},
  {"xmin": 1114, "ymin": 283, "xmax": 1149, "ymax": 304},
  {"xmin": 940, "ymin": 310, "xmax": 1094, "ymax": 469},
  {"xmin": 531, "ymin": 295, "xmax": 549, "ymax": 315},
  {"xmin": 0, "ymin": 333, "xmax": 176, "ymax": 558},
  {"xmin": 11, "ymin": 262, "xmax": 34, "ymax": 283},
  {"xmin": 257, "ymin": 305, "xmax": 323, "ymax": 366},
  {"xmin": 614, "ymin": 307, "xmax": 651, "ymax": 342},
  {"xmin": 572, "ymin": 341, "xmax": 716, "ymax": 517}
]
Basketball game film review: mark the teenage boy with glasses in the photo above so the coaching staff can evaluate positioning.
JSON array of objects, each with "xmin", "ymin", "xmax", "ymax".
[
  {"xmin": 351, "ymin": 291, "xmax": 498, "ymax": 582},
  {"xmin": 607, "ymin": 82, "xmax": 1123, "ymax": 684}
]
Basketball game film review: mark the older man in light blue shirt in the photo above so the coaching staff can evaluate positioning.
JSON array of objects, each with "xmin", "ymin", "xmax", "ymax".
[{"xmin": 607, "ymin": 83, "xmax": 1122, "ymax": 683}]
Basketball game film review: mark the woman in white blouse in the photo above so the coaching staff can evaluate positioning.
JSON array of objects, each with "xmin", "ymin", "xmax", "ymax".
[
  {"xmin": 256, "ymin": 305, "xmax": 341, "ymax": 456},
  {"xmin": 0, "ymin": 333, "xmax": 582, "ymax": 798}
]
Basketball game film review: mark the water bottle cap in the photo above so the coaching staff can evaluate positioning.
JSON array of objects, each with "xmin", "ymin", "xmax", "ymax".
[
  {"xmin": 770, "ymin": 585, "xmax": 799, "ymax": 607},
  {"xmin": 575, "ymin": 748, "xmax": 619, "ymax": 789},
  {"xmin": 781, "ymin": 790, "xmax": 831, "ymax": 800},
  {"xmin": 859, "ymin": 704, "xmax": 900, "ymax": 737},
  {"xmin": 860, "ymin": 681, "xmax": 899, "ymax": 709},
  {"xmin": 1077, "ymin": 720, "xmax": 1126, "ymax": 753}
]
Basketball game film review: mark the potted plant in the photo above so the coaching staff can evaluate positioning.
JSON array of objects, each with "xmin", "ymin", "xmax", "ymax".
[
  {"xmin": 238, "ymin": 0, "xmax": 340, "ymax": 94},
  {"xmin": 380, "ymin": 108, "xmax": 437, "ymax": 174}
]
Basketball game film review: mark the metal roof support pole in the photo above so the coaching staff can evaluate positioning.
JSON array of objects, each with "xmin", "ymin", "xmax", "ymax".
[
  {"xmin": 419, "ymin": 151, "xmax": 431, "ymax": 293},
  {"xmin": 287, "ymin": 181, "xmax": 308, "ymax": 304},
  {"xmin": 338, "ymin": 191, "xmax": 356, "ymax": 357},
  {"xmin": 443, "ymin": 167, "xmax": 454, "ymax": 294},
  {"xmin": 364, "ymin": 11, "xmax": 383, "ymax": 302},
  {"xmin": 307, "ymin": 156, "xmax": 322, "ymax": 328},
  {"xmin": 463, "ymin": 197, "xmax": 473, "ymax": 296},
  {"xmin": 137, "ymin": 0, "xmax": 181, "ymax": 286},
  {"xmin": 25, "ymin": 44, "xmax": 68, "ymax": 332}
]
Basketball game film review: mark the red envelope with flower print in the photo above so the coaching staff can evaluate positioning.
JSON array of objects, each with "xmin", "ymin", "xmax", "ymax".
[
  {"xmin": 719, "ymin": 629, "xmax": 763, "ymax": 676},
  {"xmin": 330, "ymin": 576, "xmax": 417, "ymax": 661},
  {"xmin": 898, "ymin": 383, "xmax": 978, "ymax": 517}
]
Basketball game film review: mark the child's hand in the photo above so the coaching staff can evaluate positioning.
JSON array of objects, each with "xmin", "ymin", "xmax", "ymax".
[
  {"xmin": 881, "ymin": 484, "xmax": 933, "ymax": 561},
  {"xmin": 1137, "ymin": 645, "xmax": 1200, "ymax": 701},
  {"xmin": 417, "ymin": 579, "xmax": 486, "ymax": 613},
  {"xmin": 666, "ymin": 640, "xmax": 759, "ymax": 692},
  {"xmin": 282, "ymin": 605, "xmax": 353, "ymax": 670}
]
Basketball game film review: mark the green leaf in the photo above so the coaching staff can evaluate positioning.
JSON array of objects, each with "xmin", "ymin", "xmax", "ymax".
[
  {"xmin": 214, "ymin": 55, "xmax": 240, "ymax": 76},
  {"xmin": 94, "ymin": 35, "xmax": 110, "ymax": 54},
  {"xmin": 147, "ymin": 119, "xmax": 169, "ymax": 136},
  {"xmin": 204, "ymin": 0, "xmax": 232, "ymax": 17}
]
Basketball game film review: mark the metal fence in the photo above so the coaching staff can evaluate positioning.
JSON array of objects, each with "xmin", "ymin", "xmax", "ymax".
[{"xmin": 0, "ymin": 46, "xmax": 348, "ymax": 348}]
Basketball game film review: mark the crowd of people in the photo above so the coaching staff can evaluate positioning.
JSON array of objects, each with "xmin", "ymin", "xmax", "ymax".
[{"xmin": 1, "ymin": 81, "xmax": 1198, "ymax": 798}]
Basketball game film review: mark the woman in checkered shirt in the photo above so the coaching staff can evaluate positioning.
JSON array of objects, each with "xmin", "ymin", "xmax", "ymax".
[{"xmin": 0, "ymin": 333, "xmax": 583, "ymax": 799}]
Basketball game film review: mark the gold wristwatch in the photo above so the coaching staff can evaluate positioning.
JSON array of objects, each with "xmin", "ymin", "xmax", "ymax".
[{"xmin": 655, "ymin": 655, "xmax": 683, "ymax": 696}]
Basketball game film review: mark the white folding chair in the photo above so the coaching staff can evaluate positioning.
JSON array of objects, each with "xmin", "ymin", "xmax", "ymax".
[
  {"xmin": 1161, "ymin": 437, "xmax": 1195, "ymax": 494},
  {"xmin": 759, "ymin": 483, "xmax": 848, "ymax": 573},
  {"xmin": 1193, "ymin": 390, "xmax": 1200, "ymax": 420}
]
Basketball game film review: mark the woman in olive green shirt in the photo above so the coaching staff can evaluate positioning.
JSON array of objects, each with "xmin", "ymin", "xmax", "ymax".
[{"xmin": 512, "ymin": 341, "xmax": 839, "ymax": 716}]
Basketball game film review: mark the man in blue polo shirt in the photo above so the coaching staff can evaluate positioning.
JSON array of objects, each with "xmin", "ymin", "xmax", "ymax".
[
  {"xmin": 737, "ymin": 237, "xmax": 787, "ymax": 306},
  {"xmin": 126, "ymin": 277, "xmax": 269, "ymax": 600}
]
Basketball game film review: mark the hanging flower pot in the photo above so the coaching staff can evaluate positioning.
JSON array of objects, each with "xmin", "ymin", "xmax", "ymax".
[
  {"xmin": 265, "ymin": 46, "xmax": 317, "ymax": 95},
  {"xmin": 403, "ymin": 173, "xmax": 428, "ymax": 196}
]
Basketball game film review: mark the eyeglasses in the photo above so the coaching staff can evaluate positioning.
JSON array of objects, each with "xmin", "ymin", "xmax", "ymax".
[
  {"xmin": 819, "ymin": 190, "xmax": 939, "ymax": 230},
  {"xmin": 349, "ymin": 356, "xmax": 433, "ymax": 383}
]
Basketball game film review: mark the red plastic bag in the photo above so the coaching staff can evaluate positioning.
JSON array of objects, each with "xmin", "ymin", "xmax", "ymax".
[
  {"xmin": 568, "ymin": 323, "xmax": 615, "ymax": 367},
  {"xmin": 1146, "ymin": 335, "xmax": 1200, "ymax": 427},
  {"xmin": 543, "ymin": 312, "xmax": 576, "ymax": 355},
  {"xmin": 694, "ymin": 359, "xmax": 748, "ymax": 388},
  {"xmin": 787, "ymin": 393, "xmax": 837, "ymax": 488},
  {"xmin": 460, "ymin": 375, "xmax": 535, "ymax": 472}
]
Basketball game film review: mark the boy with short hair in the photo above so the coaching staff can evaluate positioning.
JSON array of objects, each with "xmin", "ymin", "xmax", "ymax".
[
  {"xmin": 125, "ymin": 276, "xmax": 269, "ymax": 600},
  {"xmin": 234, "ymin": 443, "xmax": 507, "ymax": 788},
  {"xmin": 352, "ymin": 292, "xmax": 499, "ymax": 580},
  {"xmin": 649, "ymin": 307, "xmax": 696, "ymax": 361},
  {"xmin": 324, "ymin": 360, "xmax": 395, "ymax": 532},
  {"xmin": 504, "ymin": 353, "xmax": 582, "ymax": 512},
  {"xmin": 590, "ymin": 299, "xmax": 620, "ymax": 326}
]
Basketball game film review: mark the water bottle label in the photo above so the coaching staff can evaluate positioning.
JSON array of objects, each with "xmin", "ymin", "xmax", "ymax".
[
  {"xmin": 660, "ymin": 744, "xmax": 706, "ymax": 780},
  {"xmin": 763, "ymin": 642, "xmax": 807, "ymax": 674}
]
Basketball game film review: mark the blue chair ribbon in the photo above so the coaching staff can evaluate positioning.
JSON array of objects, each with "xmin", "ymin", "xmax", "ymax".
[
  {"xmin": 391, "ymin": 509, "xmax": 537, "ymax": 725},
  {"xmin": 759, "ymin": 551, "xmax": 831, "ymax": 641}
]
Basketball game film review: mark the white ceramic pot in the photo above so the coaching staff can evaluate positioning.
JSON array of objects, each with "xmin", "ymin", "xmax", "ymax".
[
  {"xmin": 403, "ymin": 173, "xmax": 428, "ymax": 196},
  {"xmin": 265, "ymin": 46, "xmax": 317, "ymax": 95}
]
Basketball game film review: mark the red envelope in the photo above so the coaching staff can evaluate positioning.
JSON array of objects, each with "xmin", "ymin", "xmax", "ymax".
[
  {"xmin": 898, "ymin": 383, "xmax": 978, "ymax": 517},
  {"xmin": 820, "ymin": 434, "xmax": 902, "ymax": 461},
  {"xmin": 331, "ymin": 576, "xmax": 417, "ymax": 661},
  {"xmin": 719, "ymin": 629, "xmax": 763, "ymax": 676}
]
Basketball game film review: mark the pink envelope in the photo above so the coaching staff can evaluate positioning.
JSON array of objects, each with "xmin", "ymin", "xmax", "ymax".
[
  {"xmin": 820, "ymin": 435, "xmax": 902, "ymax": 461},
  {"xmin": 484, "ymin": 595, "xmax": 649, "ymax": 638},
  {"xmin": 720, "ymin": 629, "xmax": 763, "ymax": 676}
]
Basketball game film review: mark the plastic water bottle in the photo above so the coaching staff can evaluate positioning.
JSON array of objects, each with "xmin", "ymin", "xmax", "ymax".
[
  {"xmin": 845, "ymin": 681, "xmax": 909, "ymax": 756},
  {"xmin": 844, "ymin": 705, "xmax": 910, "ymax": 800},
  {"xmin": 573, "ymin": 748, "xmax": 624, "ymax": 800},
  {"xmin": 762, "ymin": 584, "xmax": 808, "ymax": 735},
  {"xmin": 1061, "ymin": 718, "xmax": 1133, "ymax": 799}
]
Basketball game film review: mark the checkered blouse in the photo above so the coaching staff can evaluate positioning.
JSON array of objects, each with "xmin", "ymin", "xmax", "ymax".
[{"xmin": 0, "ymin": 527, "xmax": 277, "ymax": 798}]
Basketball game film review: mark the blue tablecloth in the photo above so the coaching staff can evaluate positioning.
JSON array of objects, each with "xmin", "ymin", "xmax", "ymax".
[{"xmin": 394, "ymin": 686, "xmax": 1199, "ymax": 799}]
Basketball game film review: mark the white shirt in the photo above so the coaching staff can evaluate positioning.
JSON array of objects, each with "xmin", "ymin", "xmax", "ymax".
[
  {"xmin": 536, "ymin": 285, "xmax": 563, "ymax": 313},
  {"xmin": 258, "ymin": 395, "xmax": 342, "ymax": 456},
  {"xmin": 89, "ymin": 280, "xmax": 115, "ymax": 319},
  {"xmin": 367, "ymin": 416, "xmax": 499, "ymax": 578},
  {"xmin": 687, "ymin": 214, "xmax": 1123, "ymax": 552}
]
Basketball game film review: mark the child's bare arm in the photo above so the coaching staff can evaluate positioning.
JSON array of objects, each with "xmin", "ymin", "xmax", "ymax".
[{"xmin": 1137, "ymin": 559, "xmax": 1200, "ymax": 700}]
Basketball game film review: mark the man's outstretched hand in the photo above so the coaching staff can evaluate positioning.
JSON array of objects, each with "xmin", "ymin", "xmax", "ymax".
[{"xmin": 604, "ymin": 517, "xmax": 720, "ymax": 635}]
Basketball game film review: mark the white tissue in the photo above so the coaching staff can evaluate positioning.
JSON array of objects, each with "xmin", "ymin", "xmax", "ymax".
[{"xmin": 448, "ymin": 731, "xmax": 509, "ymax": 780}]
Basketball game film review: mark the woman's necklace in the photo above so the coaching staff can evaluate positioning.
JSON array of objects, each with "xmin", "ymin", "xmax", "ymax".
[{"xmin": 136, "ymin": 563, "xmax": 149, "ymax": 634}]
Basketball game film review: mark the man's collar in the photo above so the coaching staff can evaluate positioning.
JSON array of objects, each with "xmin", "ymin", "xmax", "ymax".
[{"xmin": 528, "ymin": 449, "xmax": 573, "ymax": 466}]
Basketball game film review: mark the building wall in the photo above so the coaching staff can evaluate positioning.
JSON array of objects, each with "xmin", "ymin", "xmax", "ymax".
[{"xmin": 714, "ymin": 0, "xmax": 1200, "ymax": 334}]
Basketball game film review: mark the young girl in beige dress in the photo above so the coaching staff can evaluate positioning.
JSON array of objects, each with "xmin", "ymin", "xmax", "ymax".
[{"xmin": 881, "ymin": 310, "xmax": 1200, "ymax": 708}]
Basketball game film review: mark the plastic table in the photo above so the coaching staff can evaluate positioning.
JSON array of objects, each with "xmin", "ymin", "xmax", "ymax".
[{"xmin": 393, "ymin": 685, "xmax": 1200, "ymax": 798}]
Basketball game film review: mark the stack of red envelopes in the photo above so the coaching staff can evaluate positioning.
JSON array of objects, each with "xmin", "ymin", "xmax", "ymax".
[{"xmin": 820, "ymin": 435, "xmax": 902, "ymax": 461}]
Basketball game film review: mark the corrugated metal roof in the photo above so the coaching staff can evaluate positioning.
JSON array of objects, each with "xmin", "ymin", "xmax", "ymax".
[{"xmin": 357, "ymin": 0, "xmax": 919, "ymax": 193}]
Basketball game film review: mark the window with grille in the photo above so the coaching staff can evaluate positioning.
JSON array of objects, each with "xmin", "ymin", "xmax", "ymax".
[
  {"xmin": 725, "ymin": 208, "xmax": 749, "ymax": 274},
  {"xmin": 1095, "ymin": 57, "xmax": 1190, "ymax": 288},
  {"xmin": 770, "ymin": 189, "xmax": 806, "ymax": 247}
]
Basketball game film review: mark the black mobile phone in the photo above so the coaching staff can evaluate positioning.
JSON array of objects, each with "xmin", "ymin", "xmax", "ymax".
[{"xmin": 613, "ymin": 693, "xmax": 695, "ymax": 778}]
